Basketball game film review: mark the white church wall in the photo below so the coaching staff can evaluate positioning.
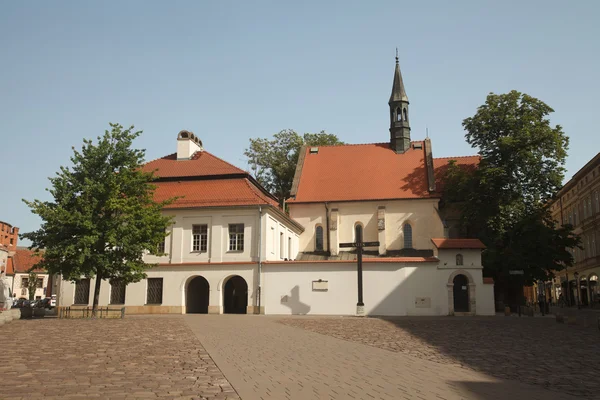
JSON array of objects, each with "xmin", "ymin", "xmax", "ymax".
[
  {"xmin": 289, "ymin": 199, "xmax": 444, "ymax": 254},
  {"xmin": 57, "ymin": 264, "xmax": 258, "ymax": 314},
  {"xmin": 436, "ymin": 249, "xmax": 482, "ymax": 269}
]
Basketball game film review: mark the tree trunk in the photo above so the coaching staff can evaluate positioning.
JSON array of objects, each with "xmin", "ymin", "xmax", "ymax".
[{"xmin": 91, "ymin": 271, "xmax": 102, "ymax": 317}]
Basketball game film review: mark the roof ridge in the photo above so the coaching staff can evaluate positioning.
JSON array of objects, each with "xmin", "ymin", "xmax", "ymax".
[
  {"xmin": 145, "ymin": 152, "xmax": 176, "ymax": 165},
  {"xmin": 202, "ymin": 151, "xmax": 247, "ymax": 174},
  {"xmin": 434, "ymin": 155, "xmax": 480, "ymax": 160},
  {"xmin": 242, "ymin": 178, "xmax": 279, "ymax": 206}
]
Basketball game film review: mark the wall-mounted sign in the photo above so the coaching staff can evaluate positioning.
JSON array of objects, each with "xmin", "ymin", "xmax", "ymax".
[{"xmin": 312, "ymin": 280, "xmax": 328, "ymax": 291}]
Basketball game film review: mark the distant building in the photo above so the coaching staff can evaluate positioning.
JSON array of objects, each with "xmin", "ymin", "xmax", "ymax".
[{"xmin": 548, "ymin": 152, "xmax": 600, "ymax": 307}]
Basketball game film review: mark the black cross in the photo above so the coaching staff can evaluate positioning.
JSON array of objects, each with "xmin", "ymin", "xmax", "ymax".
[{"xmin": 339, "ymin": 230, "xmax": 379, "ymax": 310}]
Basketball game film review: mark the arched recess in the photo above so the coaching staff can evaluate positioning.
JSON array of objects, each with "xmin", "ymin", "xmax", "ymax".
[
  {"xmin": 354, "ymin": 222, "xmax": 364, "ymax": 243},
  {"xmin": 223, "ymin": 275, "xmax": 248, "ymax": 314},
  {"xmin": 403, "ymin": 223, "xmax": 413, "ymax": 249},
  {"xmin": 447, "ymin": 269, "xmax": 476, "ymax": 315},
  {"xmin": 589, "ymin": 274, "xmax": 598, "ymax": 305},
  {"xmin": 403, "ymin": 108, "xmax": 408, "ymax": 122},
  {"xmin": 186, "ymin": 276, "xmax": 209, "ymax": 314},
  {"xmin": 315, "ymin": 225, "xmax": 324, "ymax": 251},
  {"xmin": 396, "ymin": 107, "xmax": 402, "ymax": 121}
]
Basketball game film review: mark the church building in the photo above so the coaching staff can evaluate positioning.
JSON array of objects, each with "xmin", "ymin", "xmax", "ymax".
[{"xmin": 56, "ymin": 57, "xmax": 495, "ymax": 316}]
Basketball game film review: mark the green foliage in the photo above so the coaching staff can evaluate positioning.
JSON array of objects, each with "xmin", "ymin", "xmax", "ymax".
[
  {"xmin": 442, "ymin": 91, "xmax": 579, "ymax": 287},
  {"xmin": 245, "ymin": 129, "xmax": 344, "ymax": 204},
  {"xmin": 22, "ymin": 123, "xmax": 175, "ymax": 312}
]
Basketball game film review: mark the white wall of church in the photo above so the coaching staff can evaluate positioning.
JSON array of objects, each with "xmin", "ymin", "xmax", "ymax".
[
  {"xmin": 289, "ymin": 199, "xmax": 444, "ymax": 254},
  {"xmin": 262, "ymin": 261, "xmax": 495, "ymax": 316},
  {"xmin": 263, "ymin": 209, "xmax": 300, "ymax": 261}
]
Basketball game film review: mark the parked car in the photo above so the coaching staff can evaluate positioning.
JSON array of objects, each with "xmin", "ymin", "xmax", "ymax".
[{"xmin": 50, "ymin": 294, "xmax": 56, "ymax": 308}]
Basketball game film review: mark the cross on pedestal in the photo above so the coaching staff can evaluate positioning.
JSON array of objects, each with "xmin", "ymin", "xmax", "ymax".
[{"xmin": 339, "ymin": 230, "xmax": 379, "ymax": 316}]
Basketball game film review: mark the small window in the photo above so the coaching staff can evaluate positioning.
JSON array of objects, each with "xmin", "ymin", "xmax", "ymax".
[
  {"xmin": 192, "ymin": 224, "xmax": 208, "ymax": 252},
  {"xmin": 110, "ymin": 280, "xmax": 126, "ymax": 304},
  {"xmin": 74, "ymin": 278, "xmax": 91, "ymax": 305},
  {"xmin": 21, "ymin": 278, "xmax": 29, "ymax": 289},
  {"xmin": 157, "ymin": 239, "xmax": 165, "ymax": 254},
  {"xmin": 280, "ymin": 232, "xmax": 285, "ymax": 259},
  {"xmin": 403, "ymin": 107, "xmax": 408, "ymax": 122},
  {"xmin": 146, "ymin": 278, "xmax": 163, "ymax": 304},
  {"xmin": 396, "ymin": 107, "xmax": 402, "ymax": 121},
  {"xmin": 456, "ymin": 254, "xmax": 464, "ymax": 266},
  {"xmin": 9, "ymin": 237, "xmax": 13, "ymax": 245},
  {"xmin": 288, "ymin": 237, "xmax": 292, "ymax": 260},
  {"xmin": 271, "ymin": 227, "xmax": 275, "ymax": 254},
  {"xmin": 228, "ymin": 224, "xmax": 244, "ymax": 251},
  {"xmin": 403, "ymin": 223, "xmax": 413, "ymax": 249},
  {"xmin": 315, "ymin": 226, "xmax": 324, "ymax": 251},
  {"xmin": 36, "ymin": 278, "xmax": 43, "ymax": 288},
  {"xmin": 355, "ymin": 224, "xmax": 363, "ymax": 242}
]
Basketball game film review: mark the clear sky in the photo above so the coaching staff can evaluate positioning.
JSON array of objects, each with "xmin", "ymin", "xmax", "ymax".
[{"xmin": 1, "ymin": 1, "xmax": 599, "ymax": 242}]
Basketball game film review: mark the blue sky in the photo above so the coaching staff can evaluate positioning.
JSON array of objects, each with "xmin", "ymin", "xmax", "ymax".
[{"xmin": 1, "ymin": 1, "xmax": 599, "ymax": 241}]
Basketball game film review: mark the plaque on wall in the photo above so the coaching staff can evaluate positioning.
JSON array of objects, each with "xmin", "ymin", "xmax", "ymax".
[{"xmin": 312, "ymin": 280, "xmax": 328, "ymax": 291}]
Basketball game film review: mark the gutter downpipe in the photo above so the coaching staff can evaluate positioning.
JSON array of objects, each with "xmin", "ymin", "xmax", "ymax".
[
  {"xmin": 325, "ymin": 202, "xmax": 331, "ymax": 255},
  {"xmin": 257, "ymin": 206, "xmax": 262, "ymax": 314}
]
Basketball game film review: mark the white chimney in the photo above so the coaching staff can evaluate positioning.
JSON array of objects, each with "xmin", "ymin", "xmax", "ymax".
[{"xmin": 177, "ymin": 130, "xmax": 203, "ymax": 160}]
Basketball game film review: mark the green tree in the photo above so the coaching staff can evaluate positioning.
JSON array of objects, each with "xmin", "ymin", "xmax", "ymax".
[
  {"xmin": 245, "ymin": 129, "xmax": 344, "ymax": 204},
  {"xmin": 27, "ymin": 272, "xmax": 38, "ymax": 301},
  {"xmin": 22, "ymin": 123, "xmax": 175, "ymax": 316},
  {"xmin": 442, "ymin": 91, "xmax": 579, "ymax": 300}
]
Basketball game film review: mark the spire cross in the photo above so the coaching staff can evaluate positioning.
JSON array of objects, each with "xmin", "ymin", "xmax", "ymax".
[{"xmin": 395, "ymin": 47, "xmax": 399, "ymax": 63}]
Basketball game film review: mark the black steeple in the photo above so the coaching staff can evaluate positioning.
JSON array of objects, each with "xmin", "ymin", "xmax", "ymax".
[{"xmin": 389, "ymin": 50, "xmax": 411, "ymax": 153}]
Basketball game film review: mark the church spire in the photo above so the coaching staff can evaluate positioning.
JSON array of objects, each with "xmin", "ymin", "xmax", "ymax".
[{"xmin": 389, "ymin": 49, "xmax": 411, "ymax": 153}]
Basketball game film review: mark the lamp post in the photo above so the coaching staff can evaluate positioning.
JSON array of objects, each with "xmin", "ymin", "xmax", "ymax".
[{"xmin": 574, "ymin": 272, "xmax": 580, "ymax": 309}]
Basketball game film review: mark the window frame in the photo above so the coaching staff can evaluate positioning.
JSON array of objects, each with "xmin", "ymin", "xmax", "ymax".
[
  {"xmin": 192, "ymin": 224, "xmax": 208, "ymax": 253},
  {"xmin": 315, "ymin": 225, "xmax": 324, "ymax": 252},
  {"xmin": 456, "ymin": 254, "xmax": 464, "ymax": 266},
  {"xmin": 74, "ymin": 278, "xmax": 91, "ymax": 305},
  {"xmin": 403, "ymin": 223, "xmax": 413, "ymax": 249},
  {"xmin": 228, "ymin": 224, "xmax": 244, "ymax": 252},
  {"xmin": 110, "ymin": 279, "xmax": 126, "ymax": 305},
  {"xmin": 146, "ymin": 278, "xmax": 163, "ymax": 305}
]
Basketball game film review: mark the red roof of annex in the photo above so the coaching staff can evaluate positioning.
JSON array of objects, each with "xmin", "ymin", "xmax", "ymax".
[{"xmin": 431, "ymin": 238, "xmax": 486, "ymax": 249}]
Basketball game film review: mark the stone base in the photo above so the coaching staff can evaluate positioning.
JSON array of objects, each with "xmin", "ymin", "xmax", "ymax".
[
  {"xmin": 356, "ymin": 305, "xmax": 365, "ymax": 316},
  {"xmin": 247, "ymin": 306, "xmax": 264, "ymax": 314},
  {"xmin": 208, "ymin": 306, "xmax": 221, "ymax": 314},
  {"xmin": 125, "ymin": 306, "xmax": 185, "ymax": 315}
]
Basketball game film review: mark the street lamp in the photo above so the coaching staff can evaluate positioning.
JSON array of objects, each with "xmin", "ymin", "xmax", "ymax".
[{"xmin": 574, "ymin": 272, "xmax": 580, "ymax": 309}]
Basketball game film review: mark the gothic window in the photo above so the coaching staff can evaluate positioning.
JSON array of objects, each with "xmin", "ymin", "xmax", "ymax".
[
  {"xmin": 456, "ymin": 254, "xmax": 463, "ymax": 266},
  {"xmin": 110, "ymin": 279, "xmax": 126, "ymax": 304},
  {"xmin": 192, "ymin": 224, "xmax": 208, "ymax": 252},
  {"xmin": 403, "ymin": 108, "xmax": 408, "ymax": 122},
  {"xmin": 74, "ymin": 278, "xmax": 90, "ymax": 305},
  {"xmin": 228, "ymin": 224, "xmax": 244, "ymax": 251},
  {"xmin": 315, "ymin": 226, "xmax": 324, "ymax": 251},
  {"xmin": 403, "ymin": 223, "xmax": 413, "ymax": 249},
  {"xmin": 355, "ymin": 224, "xmax": 363, "ymax": 242},
  {"xmin": 397, "ymin": 107, "xmax": 402, "ymax": 121},
  {"xmin": 146, "ymin": 278, "xmax": 163, "ymax": 304},
  {"xmin": 595, "ymin": 191, "xmax": 599, "ymax": 214}
]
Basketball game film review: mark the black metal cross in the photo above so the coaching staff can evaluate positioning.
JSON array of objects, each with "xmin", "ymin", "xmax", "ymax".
[{"xmin": 339, "ymin": 230, "xmax": 379, "ymax": 313}]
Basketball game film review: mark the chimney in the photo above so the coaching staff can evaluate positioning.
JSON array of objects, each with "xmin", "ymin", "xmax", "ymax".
[
  {"xmin": 176, "ymin": 130, "xmax": 203, "ymax": 160},
  {"xmin": 424, "ymin": 138, "xmax": 436, "ymax": 192}
]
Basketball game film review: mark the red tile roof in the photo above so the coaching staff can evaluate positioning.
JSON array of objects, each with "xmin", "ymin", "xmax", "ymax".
[
  {"xmin": 431, "ymin": 238, "xmax": 486, "ymax": 249},
  {"xmin": 153, "ymin": 178, "xmax": 279, "ymax": 209},
  {"xmin": 289, "ymin": 142, "xmax": 432, "ymax": 203},
  {"xmin": 143, "ymin": 151, "xmax": 246, "ymax": 179},
  {"xmin": 11, "ymin": 248, "xmax": 45, "ymax": 273},
  {"xmin": 433, "ymin": 156, "xmax": 480, "ymax": 192},
  {"xmin": 483, "ymin": 277, "xmax": 495, "ymax": 284},
  {"xmin": 5, "ymin": 257, "xmax": 14, "ymax": 275},
  {"xmin": 288, "ymin": 142, "xmax": 480, "ymax": 203}
]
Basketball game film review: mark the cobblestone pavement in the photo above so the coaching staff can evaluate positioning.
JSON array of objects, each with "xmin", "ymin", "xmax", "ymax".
[
  {"xmin": 0, "ymin": 317, "xmax": 239, "ymax": 400},
  {"xmin": 278, "ymin": 315, "xmax": 600, "ymax": 399},
  {"xmin": 184, "ymin": 315, "xmax": 578, "ymax": 400}
]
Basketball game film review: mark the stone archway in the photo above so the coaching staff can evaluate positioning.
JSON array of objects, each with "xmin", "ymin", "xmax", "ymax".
[
  {"xmin": 223, "ymin": 275, "xmax": 248, "ymax": 314},
  {"xmin": 186, "ymin": 276, "xmax": 209, "ymax": 314},
  {"xmin": 447, "ymin": 270, "xmax": 476, "ymax": 315}
]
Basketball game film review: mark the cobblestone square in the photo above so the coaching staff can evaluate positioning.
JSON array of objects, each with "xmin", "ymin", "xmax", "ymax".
[{"xmin": 0, "ymin": 317, "xmax": 239, "ymax": 400}]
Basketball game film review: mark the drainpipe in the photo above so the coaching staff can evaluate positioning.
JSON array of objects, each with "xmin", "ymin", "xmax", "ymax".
[
  {"xmin": 257, "ymin": 206, "xmax": 262, "ymax": 313},
  {"xmin": 325, "ymin": 202, "xmax": 331, "ymax": 255}
]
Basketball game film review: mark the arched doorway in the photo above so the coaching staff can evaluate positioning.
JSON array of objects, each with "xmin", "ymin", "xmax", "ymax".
[
  {"xmin": 186, "ymin": 276, "xmax": 209, "ymax": 314},
  {"xmin": 223, "ymin": 275, "xmax": 248, "ymax": 314},
  {"xmin": 453, "ymin": 274, "xmax": 470, "ymax": 312}
]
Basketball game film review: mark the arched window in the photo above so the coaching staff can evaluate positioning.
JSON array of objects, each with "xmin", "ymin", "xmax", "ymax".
[
  {"xmin": 403, "ymin": 108, "xmax": 408, "ymax": 122},
  {"xmin": 456, "ymin": 254, "xmax": 463, "ymax": 266},
  {"xmin": 315, "ymin": 226, "xmax": 324, "ymax": 251},
  {"xmin": 397, "ymin": 107, "xmax": 402, "ymax": 121},
  {"xmin": 355, "ymin": 223, "xmax": 363, "ymax": 242},
  {"xmin": 403, "ymin": 223, "xmax": 413, "ymax": 249}
]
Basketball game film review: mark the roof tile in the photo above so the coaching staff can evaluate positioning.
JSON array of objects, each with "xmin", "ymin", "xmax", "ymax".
[
  {"xmin": 431, "ymin": 238, "xmax": 486, "ymax": 249},
  {"xmin": 11, "ymin": 248, "xmax": 45, "ymax": 273},
  {"xmin": 143, "ymin": 151, "xmax": 246, "ymax": 179}
]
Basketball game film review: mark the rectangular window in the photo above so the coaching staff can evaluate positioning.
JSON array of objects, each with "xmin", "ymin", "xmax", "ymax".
[
  {"xmin": 280, "ymin": 232, "xmax": 285, "ymax": 259},
  {"xmin": 192, "ymin": 224, "xmax": 208, "ymax": 252},
  {"xmin": 595, "ymin": 191, "xmax": 599, "ymax": 214},
  {"xmin": 157, "ymin": 239, "xmax": 165, "ymax": 254},
  {"xmin": 146, "ymin": 278, "xmax": 163, "ymax": 304},
  {"xmin": 228, "ymin": 224, "xmax": 244, "ymax": 251},
  {"xmin": 74, "ymin": 278, "xmax": 90, "ymax": 304},
  {"xmin": 271, "ymin": 227, "xmax": 275, "ymax": 254},
  {"xmin": 288, "ymin": 237, "xmax": 292, "ymax": 260},
  {"xmin": 36, "ymin": 278, "xmax": 43, "ymax": 289},
  {"xmin": 110, "ymin": 280, "xmax": 126, "ymax": 304},
  {"xmin": 21, "ymin": 278, "xmax": 29, "ymax": 288}
]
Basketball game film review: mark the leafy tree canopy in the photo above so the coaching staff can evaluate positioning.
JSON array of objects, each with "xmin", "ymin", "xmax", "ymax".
[
  {"xmin": 22, "ymin": 123, "xmax": 175, "ymax": 314},
  {"xmin": 442, "ymin": 91, "xmax": 579, "ymax": 287},
  {"xmin": 245, "ymin": 129, "xmax": 344, "ymax": 204}
]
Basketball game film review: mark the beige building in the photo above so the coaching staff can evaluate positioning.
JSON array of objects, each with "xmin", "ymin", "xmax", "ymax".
[{"xmin": 548, "ymin": 152, "xmax": 600, "ymax": 307}]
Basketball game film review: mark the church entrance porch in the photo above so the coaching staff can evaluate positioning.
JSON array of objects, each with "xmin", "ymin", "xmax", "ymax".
[
  {"xmin": 453, "ymin": 274, "xmax": 470, "ymax": 312},
  {"xmin": 186, "ymin": 276, "xmax": 209, "ymax": 314},
  {"xmin": 223, "ymin": 275, "xmax": 248, "ymax": 314}
]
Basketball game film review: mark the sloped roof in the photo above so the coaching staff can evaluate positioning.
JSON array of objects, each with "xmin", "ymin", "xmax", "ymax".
[
  {"xmin": 143, "ymin": 151, "xmax": 246, "ymax": 179},
  {"xmin": 11, "ymin": 248, "xmax": 45, "ymax": 273},
  {"xmin": 433, "ymin": 156, "xmax": 480, "ymax": 192},
  {"xmin": 153, "ymin": 178, "xmax": 279, "ymax": 209},
  {"xmin": 431, "ymin": 238, "xmax": 486, "ymax": 249},
  {"xmin": 5, "ymin": 256, "xmax": 14, "ymax": 275},
  {"xmin": 289, "ymin": 142, "xmax": 432, "ymax": 203}
]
